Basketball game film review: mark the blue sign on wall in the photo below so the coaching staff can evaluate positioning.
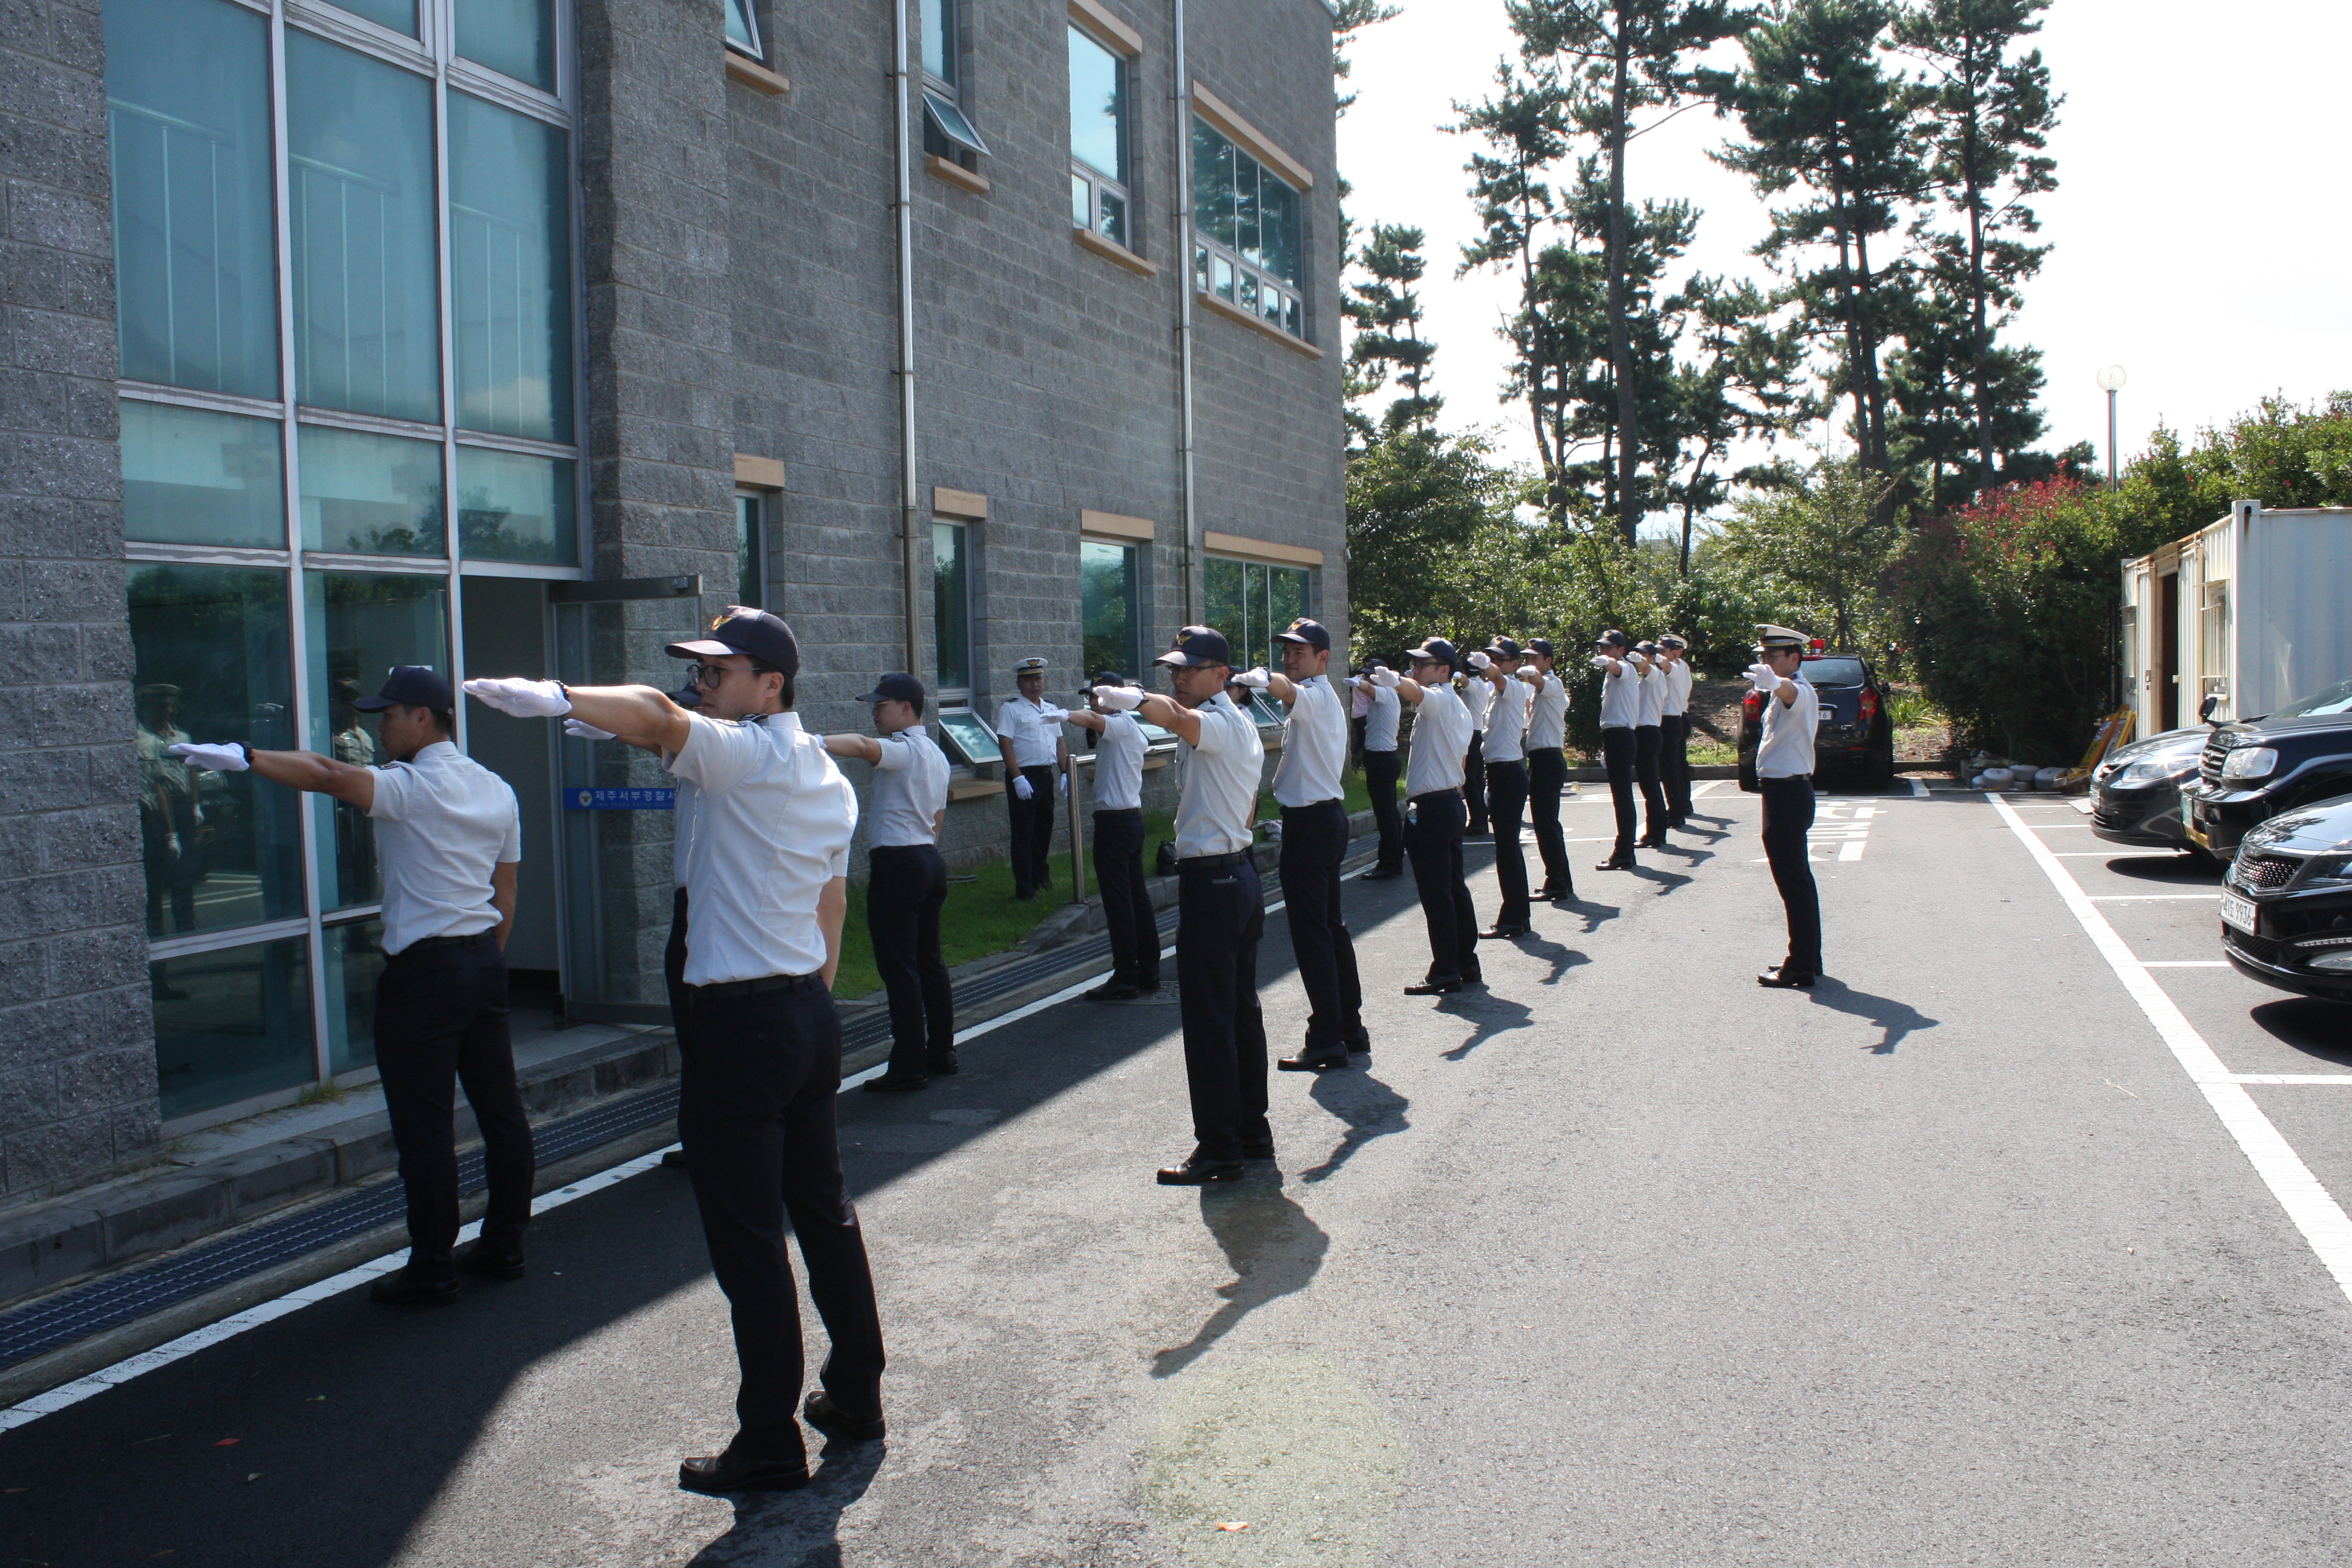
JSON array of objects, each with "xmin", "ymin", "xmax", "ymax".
[{"xmin": 564, "ymin": 787, "xmax": 676, "ymax": 811}]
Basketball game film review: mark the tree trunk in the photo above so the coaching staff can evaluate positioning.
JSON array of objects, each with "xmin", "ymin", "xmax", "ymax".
[
  {"xmin": 1962, "ymin": 31, "xmax": 1996, "ymax": 492},
  {"xmin": 1607, "ymin": 23, "xmax": 1639, "ymax": 550}
]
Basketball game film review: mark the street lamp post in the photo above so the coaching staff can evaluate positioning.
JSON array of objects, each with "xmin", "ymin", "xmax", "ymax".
[{"xmin": 2096, "ymin": 364, "xmax": 2127, "ymax": 491}]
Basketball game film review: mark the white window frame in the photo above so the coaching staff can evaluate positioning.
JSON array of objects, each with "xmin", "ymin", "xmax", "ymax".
[{"xmin": 1067, "ymin": 18, "xmax": 1134, "ymax": 251}]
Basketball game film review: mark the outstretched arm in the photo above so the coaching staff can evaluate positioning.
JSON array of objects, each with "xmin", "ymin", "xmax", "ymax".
[
  {"xmin": 824, "ymin": 733, "xmax": 883, "ymax": 764},
  {"xmin": 1134, "ymin": 691, "xmax": 1204, "ymax": 745},
  {"xmin": 172, "ymin": 742, "xmax": 379, "ymax": 811}
]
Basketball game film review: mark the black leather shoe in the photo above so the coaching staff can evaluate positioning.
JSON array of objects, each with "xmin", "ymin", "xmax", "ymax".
[
  {"xmin": 1086, "ymin": 980, "xmax": 1144, "ymax": 1001},
  {"xmin": 661, "ymin": 1148, "xmax": 690, "ymax": 1169},
  {"xmin": 1278, "ymin": 1048, "xmax": 1349, "ymax": 1072},
  {"xmin": 1596, "ymin": 855, "xmax": 1634, "ymax": 871},
  {"xmin": 1345, "ymin": 1028, "xmax": 1372, "ymax": 1054},
  {"xmin": 1240, "ymin": 1138, "xmax": 1276, "ymax": 1160},
  {"xmin": 1757, "ymin": 965, "xmax": 1817, "ymax": 989},
  {"xmin": 803, "ymin": 1390, "xmax": 887, "ymax": 1441},
  {"xmin": 861, "ymin": 1072, "xmax": 929, "ymax": 1093},
  {"xmin": 678, "ymin": 1447, "xmax": 811, "ymax": 1494},
  {"xmin": 369, "ymin": 1267, "xmax": 459, "ymax": 1306},
  {"xmin": 1478, "ymin": 923, "xmax": 1529, "ymax": 941},
  {"xmin": 454, "ymin": 1240, "xmax": 525, "ymax": 1281},
  {"xmin": 1156, "ymin": 1157, "xmax": 1246, "ymax": 1185},
  {"xmin": 925, "ymin": 1054, "xmax": 960, "ymax": 1076},
  {"xmin": 1361, "ymin": 867, "xmax": 1404, "ymax": 881},
  {"xmin": 1403, "ymin": 975, "xmax": 1466, "ymax": 996}
]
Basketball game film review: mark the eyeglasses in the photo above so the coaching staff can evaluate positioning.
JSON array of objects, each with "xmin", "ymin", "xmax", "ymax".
[{"xmin": 686, "ymin": 661, "xmax": 748, "ymax": 688}]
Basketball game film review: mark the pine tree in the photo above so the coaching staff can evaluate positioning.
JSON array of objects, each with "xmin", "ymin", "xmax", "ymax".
[
  {"xmin": 1659, "ymin": 274, "xmax": 1806, "ymax": 573},
  {"xmin": 1711, "ymin": 0, "xmax": 1919, "ymax": 523},
  {"xmin": 1345, "ymin": 224, "xmax": 1443, "ymax": 437}
]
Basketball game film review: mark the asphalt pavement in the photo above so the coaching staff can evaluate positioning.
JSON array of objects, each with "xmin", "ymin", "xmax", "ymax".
[{"xmin": 7, "ymin": 781, "xmax": 2352, "ymax": 1567}]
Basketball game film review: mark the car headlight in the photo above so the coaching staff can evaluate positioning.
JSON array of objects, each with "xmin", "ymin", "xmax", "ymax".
[
  {"xmin": 2301, "ymin": 854, "xmax": 2352, "ymax": 888},
  {"xmin": 2220, "ymin": 746, "xmax": 2279, "ymax": 782},
  {"xmin": 2113, "ymin": 758, "xmax": 2190, "ymax": 788}
]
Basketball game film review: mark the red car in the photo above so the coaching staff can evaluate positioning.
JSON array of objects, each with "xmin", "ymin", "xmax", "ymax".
[{"xmin": 1737, "ymin": 645, "xmax": 1896, "ymax": 788}]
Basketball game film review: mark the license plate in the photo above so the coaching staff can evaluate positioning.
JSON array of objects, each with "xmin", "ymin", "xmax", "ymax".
[{"xmin": 2220, "ymin": 892, "xmax": 2259, "ymax": 935}]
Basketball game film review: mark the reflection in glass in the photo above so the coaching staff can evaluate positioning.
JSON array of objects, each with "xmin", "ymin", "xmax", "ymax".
[
  {"xmin": 456, "ymin": 0, "xmax": 556, "ymax": 89},
  {"xmin": 1204, "ymin": 557, "xmax": 1244, "ymax": 668},
  {"xmin": 1071, "ymin": 172, "xmax": 1091, "ymax": 230},
  {"xmin": 1269, "ymin": 564, "xmax": 1308, "ymax": 656},
  {"xmin": 723, "ymin": 0, "xmax": 759, "ymax": 53},
  {"xmin": 128, "ymin": 566, "xmax": 303, "ymax": 939},
  {"xmin": 121, "ymin": 401, "xmax": 284, "ymax": 548},
  {"xmin": 456, "ymin": 446, "xmax": 575, "ymax": 564},
  {"xmin": 324, "ymin": 917, "xmax": 387, "ymax": 1074},
  {"xmin": 1068, "ymin": 27, "xmax": 1125, "ymax": 182},
  {"xmin": 1192, "ymin": 120, "xmax": 1235, "ymax": 246},
  {"xmin": 933, "ymin": 520, "xmax": 969, "ymax": 693},
  {"xmin": 450, "ymin": 94, "xmax": 573, "ymax": 442},
  {"xmin": 105, "ymin": 0, "xmax": 279, "ymax": 397},
  {"xmin": 1099, "ymin": 189, "xmax": 1127, "ymax": 247},
  {"xmin": 920, "ymin": 0, "xmax": 955, "ymax": 85},
  {"xmin": 1259, "ymin": 177, "xmax": 1301, "ymax": 286},
  {"xmin": 736, "ymin": 494, "xmax": 763, "ymax": 608},
  {"xmin": 151, "ymin": 935, "xmax": 314, "ymax": 1121},
  {"xmin": 299, "ymin": 425, "xmax": 446, "ymax": 555},
  {"xmin": 334, "ymin": 0, "xmax": 417, "ymax": 34},
  {"xmin": 287, "ymin": 31, "xmax": 441, "ymax": 425},
  {"xmin": 305, "ymin": 570, "xmax": 451, "ymax": 910},
  {"xmin": 1244, "ymin": 561, "xmax": 1270, "ymax": 671},
  {"xmin": 1081, "ymin": 541, "xmax": 1140, "ymax": 681}
]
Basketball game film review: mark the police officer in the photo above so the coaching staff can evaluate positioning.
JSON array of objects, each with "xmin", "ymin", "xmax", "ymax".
[
  {"xmin": 1355, "ymin": 661, "xmax": 1405, "ymax": 880},
  {"xmin": 825, "ymin": 674, "xmax": 954, "ymax": 1092},
  {"xmin": 1657, "ymin": 633, "xmax": 1694, "ymax": 829},
  {"xmin": 1459, "ymin": 654, "xmax": 1492, "ymax": 837},
  {"xmin": 1094, "ymin": 627, "xmax": 1268, "ymax": 1184},
  {"xmin": 169, "ymin": 667, "xmax": 534, "ymax": 1305},
  {"xmin": 996, "ymin": 658, "xmax": 1070, "ymax": 900},
  {"xmin": 1633, "ymin": 639, "xmax": 1670, "ymax": 849},
  {"xmin": 1518, "ymin": 638, "xmax": 1573, "ymax": 902},
  {"xmin": 1749, "ymin": 624, "xmax": 1824, "ymax": 988},
  {"xmin": 1238, "ymin": 618, "xmax": 1368, "ymax": 1072},
  {"xmin": 1066, "ymin": 672, "xmax": 1161, "ymax": 1001},
  {"xmin": 1592, "ymin": 630, "xmax": 1648, "ymax": 869},
  {"xmin": 1472, "ymin": 636, "xmax": 1532, "ymax": 939},
  {"xmin": 467, "ymin": 608, "xmax": 886, "ymax": 1492},
  {"xmin": 1374, "ymin": 637, "xmax": 1480, "ymax": 995}
]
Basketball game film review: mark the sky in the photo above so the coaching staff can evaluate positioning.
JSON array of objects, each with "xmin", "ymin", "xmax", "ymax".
[{"xmin": 1334, "ymin": 0, "xmax": 2352, "ymax": 523}]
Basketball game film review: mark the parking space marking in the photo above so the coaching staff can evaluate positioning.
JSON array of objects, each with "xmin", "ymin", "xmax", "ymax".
[
  {"xmin": 2089, "ymin": 893, "xmax": 2219, "ymax": 901},
  {"xmin": 2232, "ymin": 1075, "xmax": 2352, "ymax": 1086},
  {"xmin": 2051, "ymin": 849, "xmax": 2184, "ymax": 857},
  {"xmin": 1990, "ymin": 792, "xmax": 2352, "ymax": 1305},
  {"xmin": 2143, "ymin": 961, "xmax": 2229, "ymax": 968}
]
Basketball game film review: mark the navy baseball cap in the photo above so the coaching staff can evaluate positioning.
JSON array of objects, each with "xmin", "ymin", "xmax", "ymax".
[
  {"xmin": 858, "ymin": 672, "xmax": 926, "ymax": 705},
  {"xmin": 667, "ymin": 606, "xmax": 800, "ymax": 676},
  {"xmin": 1091, "ymin": 669, "xmax": 1128, "ymax": 688},
  {"xmin": 1155, "ymin": 625, "xmax": 1233, "ymax": 668},
  {"xmin": 1659, "ymin": 633, "xmax": 1687, "ymax": 650},
  {"xmin": 1275, "ymin": 617, "xmax": 1331, "ymax": 652},
  {"xmin": 1635, "ymin": 639, "xmax": 1659, "ymax": 656},
  {"xmin": 1407, "ymin": 636, "xmax": 1459, "ymax": 668},
  {"xmin": 355, "ymin": 665, "xmax": 453, "ymax": 713},
  {"xmin": 1593, "ymin": 629, "xmax": 1629, "ymax": 650},
  {"xmin": 1526, "ymin": 638, "xmax": 1555, "ymax": 659},
  {"xmin": 1486, "ymin": 635, "xmax": 1523, "ymax": 660}
]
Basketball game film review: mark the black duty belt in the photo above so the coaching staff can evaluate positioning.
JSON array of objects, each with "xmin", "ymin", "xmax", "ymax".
[
  {"xmin": 1406, "ymin": 787, "xmax": 1462, "ymax": 806},
  {"xmin": 1280, "ymin": 798, "xmax": 1345, "ymax": 813},
  {"xmin": 395, "ymin": 930, "xmax": 496, "ymax": 955},
  {"xmin": 1176, "ymin": 849, "xmax": 1251, "ymax": 872},
  {"xmin": 687, "ymin": 972, "xmax": 826, "ymax": 998}
]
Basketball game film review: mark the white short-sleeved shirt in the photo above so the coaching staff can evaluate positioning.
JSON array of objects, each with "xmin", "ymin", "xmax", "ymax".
[
  {"xmin": 1405, "ymin": 681, "xmax": 1474, "ymax": 799},
  {"xmin": 1482, "ymin": 674, "xmax": 1528, "ymax": 763},
  {"xmin": 1599, "ymin": 659, "xmax": 1643, "ymax": 728},
  {"xmin": 1636, "ymin": 661, "xmax": 1665, "ymax": 727},
  {"xmin": 1091, "ymin": 712, "xmax": 1148, "ymax": 812},
  {"xmin": 1461, "ymin": 676, "xmax": 1493, "ymax": 726},
  {"xmin": 1363, "ymin": 682, "xmax": 1400, "ymax": 752},
  {"xmin": 1273, "ymin": 675, "xmax": 1347, "ymax": 807},
  {"xmin": 1526, "ymin": 672, "xmax": 1567, "ymax": 750},
  {"xmin": 1756, "ymin": 676, "xmax": 1820, "ymax": 779},
  {"xmin": 667, "ymin": 711, "xmax": 858, "ymax": 985},
  {"xmin": 1173, "ymin": 693, "xmax": 1263, "ymax": 858},
  {"xmin": 368, "ymin": 740, "xmax": 521, "ymax": 956},
  {"xmin": 672, "ymin": 784, "xmax": 698, "ymax": 890},
  {"xmin": 867, "ymin": 726, "xmax": 949, "ymax": 848},
  {"xmin": 1662, "ymin": 661, "xmax": 1692, "ymax": 717},
  {"xmin": 995, "ymin": 696, "xmax": 1063, "ymax": 769}
]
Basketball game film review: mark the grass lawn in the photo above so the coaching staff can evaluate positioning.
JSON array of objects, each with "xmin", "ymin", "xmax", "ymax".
[{"xmin": 834, "ymin": 853, "xmax": 1096, "ymax": 1002}]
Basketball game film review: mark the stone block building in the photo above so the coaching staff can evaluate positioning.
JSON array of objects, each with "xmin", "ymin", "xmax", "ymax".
[{"xmin": 0, "ymin": 0, "xmax": 1347, "ymax": 1198}]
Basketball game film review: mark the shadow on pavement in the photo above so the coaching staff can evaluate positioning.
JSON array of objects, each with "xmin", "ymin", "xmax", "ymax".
[
  {"xmin": 2103, "ymin": 852, "xmax": 2221, "ymax": 886},
  {"xmin": 1151, "ymin": 1180, "xmax": 1330, "ymax": 1378},
  {"xmin": 1805, "ymin": 977, "xmax": 1942, "ymax": 1054},
  {"xmin": 686, "ymin": 1437, "xmax": 886, "ymax": 1567},
  {"xmin": 1435, "ymin": 988, "xmax": 1535, "ymax": 1060},
  {"xmin": 1552, "ymin": 895, "xmax": 1620, "ymax": 934},
  {"xmin": 2249, "ymin": 999, "xmax": 2352, "ymax": 1070},
  {"xmin": 1298, "ymin": 1070, "xmax": 1411, "ymax": 1183},
  {"xmin": 1621, "ymin": 862, "xmax": 1693, "ymax": 895},
  {"xmin": 1514, "ymin": 931, "xmax": 1590, "ymax": 986}
]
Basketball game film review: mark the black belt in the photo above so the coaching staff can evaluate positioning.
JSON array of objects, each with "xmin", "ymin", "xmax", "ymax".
[
  {"xmin": 394, "ymin": 930, "xmax": 495, "ymax": 955},
  {"xmin": 1176, "ymin": 849, "xmax": 1251, "ymax": 872},
  {"xmin": 1279, "ymin": 798, "xmax": 1344, "ymax": 812},
  {"xmin": 1407, "ymin": 787, "xmax": 1461, "ymax": 806},
  {"xmin": 686, "ymin": 972, "xmax": 825, "ymax": 998}
]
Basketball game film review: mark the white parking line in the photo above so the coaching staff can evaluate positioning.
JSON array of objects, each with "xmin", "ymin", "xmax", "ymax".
[
  {"xmin": 2089, "ymin": 893, "xmax": 2219, "ymax": 901},
  {"xmin": 2143, "ymin": 961, "xmax": 2229, "ymax": 968},
  {"xmin": 1989, "ymin": 793, "xmax": 2352, "ymax": 1306},
  {"xmin": 2053, "ymin": 849, "xmax": 2184, "ymax": 857},
  {"xmin": 2231, "ymin": 1075, "xmax": 2352, "ymax": 1086}
]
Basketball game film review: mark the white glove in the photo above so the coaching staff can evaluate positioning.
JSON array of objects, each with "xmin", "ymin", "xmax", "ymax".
[
  {"xmin": 1747, "ymin": 662, "xmax": 1782, "ymax": 691},
  {"xmin": 166, "ymin": 741, "xmax": 249, "ymax": 773},
  {"xmin": 1092, "ymin": 684, "xmax": 1144, "ymax": 711},
  {"xmin": 464, "ymin": 676, "xmax": 570, "ymax": 717},
  {"xmin": 1039, "ymin": 705, "xmax": 1071, "ymax": 724},
  {"xmin": 1235, "ymin": 667, "xmax": 1272, "ymax": 689},
  {"xmin": 563, "ymin": 718, "xmax": 616, "ymax": 742},
  {"xmin": 1516, "ymin": 665, "xmax": 1540, "ymax": 684},
  {"xmin": 1589, "ymin": 655, "xmax": 1613, "ymax": 671},
  {"xmin": 1467, "ymin": 651, "xmax": 1492, "ymax": 671},
  {"xmin": 1057, "ymin": 770, "xmax": 1069, "ymax": 795},
  {"xmin": 1012, "ymin": 775, "xmax": 1034, "ymax": 800},
  {"xmin": 1370, "ymin": 668, "xmax": 1401, "ymax": 690}
]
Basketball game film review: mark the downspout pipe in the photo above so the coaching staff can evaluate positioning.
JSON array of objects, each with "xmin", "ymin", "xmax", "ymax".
[
  {"xmin": 1172, "ymin": 0, "xmax": 1197, "ymax": 624},
  {"xmin": 892, "ymin": 0, "xmax": 924, "ymax": 675}
]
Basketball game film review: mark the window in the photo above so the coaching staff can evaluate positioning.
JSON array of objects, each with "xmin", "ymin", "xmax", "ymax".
[
  {"xmin": 933, "ymin": 520, "xmax": 972, "ymax": 697},
  {"xmin": 106, "ymin": 0, "xmax": 582, "ymax": 1126},
  {"xmin": 920, "ymin": 0, "xmax": 955, "ymax": 87},
  {"xmin": 1204, "ymin": 556, "xmax": 1308, "ymax": 674},
  {"xmin": 1081, "ymin": 540, "xmax": 1140, "ymax": 679},
  {"xmin": 919, "ymin": 0, "xmax": 988, "ymax": 158},
  {"xmin": 1068, "ymin": 25, "xmax": 1129, "ymax": 249},
  {"xmin": 736, "ymin": 493, "xmax": 765, "ymax": 608},
  {"xmin": 1192, "ymin": 117, "xmax": 1304, "ymax": 339},
  {"xmin": 723, "ymin": 0, "xmax": 761, "ymax": 56}
]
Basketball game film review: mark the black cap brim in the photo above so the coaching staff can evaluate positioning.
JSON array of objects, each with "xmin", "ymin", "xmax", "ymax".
[
  {"xmin": 665, "ymin": 638, "xmax": 737, "ymax": 659},
  {"xmin": 350, "ymin": 695, "xmax": 397, "ymax": 712}
]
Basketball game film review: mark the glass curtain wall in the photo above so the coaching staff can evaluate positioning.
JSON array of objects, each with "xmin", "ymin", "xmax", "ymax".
[{"xmin": 105, "ymin": 0, "xmax": 583, "ymax": 1126}]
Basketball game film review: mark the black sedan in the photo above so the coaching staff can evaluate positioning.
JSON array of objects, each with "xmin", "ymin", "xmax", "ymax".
[
  {"xmin": 1738, "ymin": 650, "xmax": 1895, "ymax": 788},
  {"xmin": 2088, "ymin": 727, "xmax": 2211, "ymax": 856},
  {"xmin": 2220, "ymin": 793, "xmax": 2352, "ymax": 1003},
  {"xmin": 2183, "ymin": 676, "xmax": 2352, "ymax": 859}
]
